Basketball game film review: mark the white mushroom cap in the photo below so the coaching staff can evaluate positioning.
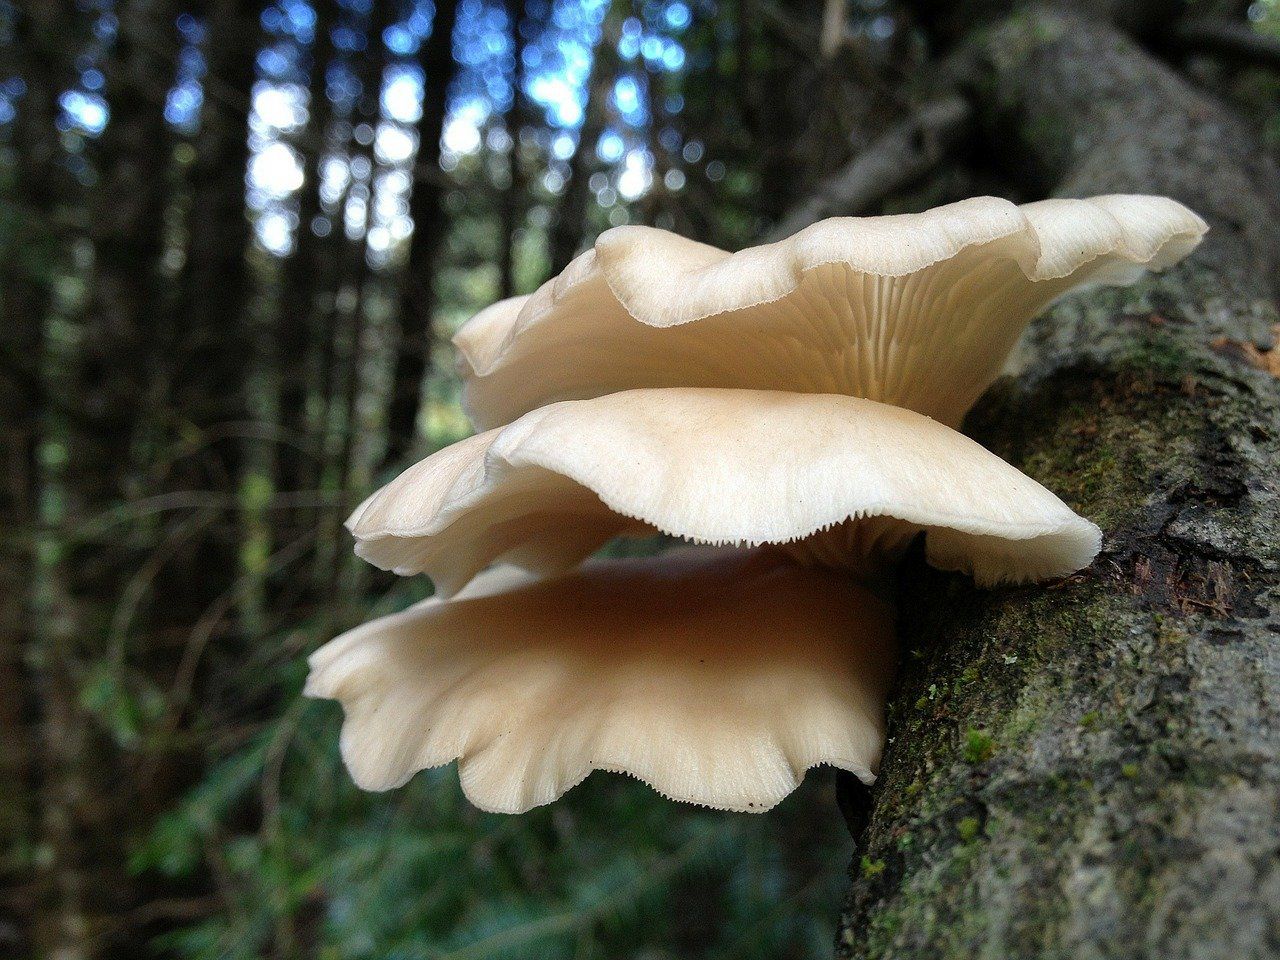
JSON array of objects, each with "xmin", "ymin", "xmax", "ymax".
[
  {"xmin": 304, "ymin": 548, "xmax": 896, "ymax": 813},
  {"xmin": 455, "ymin": 195, "xmax": 1206, "ymax": 430},
  {"xmin": 348, "ymin": 387, "xmax": 1101, "ymax": 595}
]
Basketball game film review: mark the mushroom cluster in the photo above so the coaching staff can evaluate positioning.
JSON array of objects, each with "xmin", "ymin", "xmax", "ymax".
[{"xmin": 307, "ymin": 195, "xmax": 1205, "ymax": 814}]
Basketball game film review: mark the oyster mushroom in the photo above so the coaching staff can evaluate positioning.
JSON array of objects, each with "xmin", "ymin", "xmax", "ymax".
[
  {"xmin": 307, "ymin": 193, "xmax": 1203, "ymax": 814},
  {"xmin": 344, "ymin": 388, "xmax": 1101, "ymax": 596},
  {"xmin": 455, "ymin": 195, "xmax": 1205, "ymax": 430}
]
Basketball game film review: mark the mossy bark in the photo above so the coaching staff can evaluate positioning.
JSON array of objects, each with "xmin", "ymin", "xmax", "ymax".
[{"xmin": 837, "ymin": 8, "xmax": 1280, "ymax": 958}]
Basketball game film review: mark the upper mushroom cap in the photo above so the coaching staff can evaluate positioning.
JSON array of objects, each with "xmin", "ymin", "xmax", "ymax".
[
  {"xmin": 305, "ymin": 547, "xmax": 896, "ymax": 813},
  {"xmin": 348, "ymin": 387, "xmax": 1101, "ymax": 596},
  {"xmin": 455, "ymin": 195, "xmax": 1206, "ymax": 430}
]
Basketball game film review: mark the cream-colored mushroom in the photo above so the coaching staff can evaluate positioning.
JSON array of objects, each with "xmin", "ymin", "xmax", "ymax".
[
  {"xmin": 455, "ymin": 195, "xmax": 1205, "ymax": 430},
  {"xmin": 305, "ymin": 548, "xmax": 895, "ymax": 813},
  {"xmin": 347, "ymin": 387, "xmax": 1101, "ymax": 597}
]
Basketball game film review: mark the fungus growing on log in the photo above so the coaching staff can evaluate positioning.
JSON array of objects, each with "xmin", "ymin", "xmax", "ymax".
[
  {"xmin": 311, "ymin": 389, "xmax": 1100, "ymax": 811},
  {"xmin": 456, "ymin": 196, "xmax": 1205, "ymax": 429},
  {"xmin": 307, "ymin": 198, "xmax": 1203, "ymax": 813}
]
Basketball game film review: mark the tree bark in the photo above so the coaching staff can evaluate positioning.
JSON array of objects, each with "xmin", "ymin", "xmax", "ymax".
[
  {"xmin": 838, "ymin": 7, "xmax": 1280, "ymax": 958},
  {"xmin": 333, "ymin": 0, "xmax": 393, "ymax": 493},
  {"xmin": 166, "ymin": 0, "xmax": 258, "ymax": 614},
  {"xmin": 178, "ymin": 0, "xmax": 256, "ymax": 428},
  {"xmin": 36, "ymin": 4, "xmax": 178, "ymax": 956}
]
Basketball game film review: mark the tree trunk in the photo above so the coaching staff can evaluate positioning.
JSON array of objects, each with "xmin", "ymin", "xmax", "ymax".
[
  {"xmin": 837, "ymin": 7, "xmax": 1280, "ymax": 958},
  {"xmin": 178, "ymin": 0, "xmax": 255, "ymax": 430},
  {"xmin": 383, "ymin": 0, "xmax": 460, "ymax": 470},
  {"xmin": 277, "ymin": 0, "xmax": 338, "ymax": 498},
  {"xmin": 547, "ymin": 1, "xmax": 622, "ymax": 275},
  {"xmin": 35, "ymin": 4, "xmax": 177, "ymax": 956},
  {"xmin": 0, "ymin": 4, "xmax": 77, "ymax": 951},
  {"xmin": 333, "ymin": 0, "xmax": 393, "ymax": 494},
  {"xmin": 166, "ymin": 0, "xmax": 258, "ymax": 617},
  {"xmin": 497, "ymin": 0, "xmax": 531, "ymax": 299}
]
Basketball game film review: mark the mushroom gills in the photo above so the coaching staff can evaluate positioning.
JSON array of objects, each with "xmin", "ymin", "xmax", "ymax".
[
  {"xmin": 348, "ymin": 387, "xmax": 1102, "ymax": 596},
  {"xmin": 456, "ymin": 195, "xmax": 1206, "ymax": 430}
]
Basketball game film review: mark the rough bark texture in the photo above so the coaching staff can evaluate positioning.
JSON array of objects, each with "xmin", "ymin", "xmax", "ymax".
[{"xmin": 837, "ymin": 8, "xmax": 1280, "ymax": 959}]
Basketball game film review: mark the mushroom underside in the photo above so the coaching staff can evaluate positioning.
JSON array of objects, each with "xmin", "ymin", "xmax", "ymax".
[
  {"xmin": 305, "ymin": 548, "xmax": 896, "ymax": 813},
  {"xmin": 349, "ymin": 388, "xmax": 1102, "ymax": 596},
  {"xmin": 456, "ymin": 195, "xmax": 1206, "ymax": 429}
]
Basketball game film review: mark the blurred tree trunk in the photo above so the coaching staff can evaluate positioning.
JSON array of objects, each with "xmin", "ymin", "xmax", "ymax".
[
  {"xmin": 80, "ymin": 1, "xmax": 173, "ymax": 454},
  {"xmin": 837, "ymin": 6, "xmax": 1280, "ymax": 958},
  {"xmin": 497, "ymin": 0, "xmax": 531, "ymax": 299},
  {"xmin": 320, "ymin": 0, "xmax": 394, "ymax": 606},
  {"xmin": 333, "ymin": 0, "xmax": 392, "ymax": 494},
  {"xmin": 25, "ymin": 1, "xmax": 262, "ymax": 954},
  {"xmin": 382, "ymin": 0, "xmax": 460, "ymax": 470},
  {"xmin": 35, "ymin": 1, "xmax": 179, "ymax": 955},
  {"xmin": 165, "ymin": 0, "xmax": 258, "ymax": 627},
  {"xmin": 179, "ymin": 0, "xmax": 255, "ymax": 433},
  {"xmin": 277, "ymin": 0, "xmax": 338, "ymax": 499},
  {"xmin": 0, "ymin": 4, "xmax": 78, "ymax": 951},
  {"xmin": 547, "ymin": 1, "xmax": 622, "ymax": 275}
]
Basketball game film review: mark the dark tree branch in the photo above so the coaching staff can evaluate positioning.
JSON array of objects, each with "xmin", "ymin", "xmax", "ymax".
[
  {"xmin": 765, "ymin": 95, "xmax": 972, "ymax": 240},
  {"xmin": 1166, "ymin": 16, "xmax": 1280, "ymax": 71}
]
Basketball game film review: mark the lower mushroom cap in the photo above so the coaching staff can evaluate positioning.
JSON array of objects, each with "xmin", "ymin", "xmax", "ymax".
[
  {"xmin": 304, "ymin": 548, "xmax": 895, "ymax": 813},
  {"xmin": 348, "ymin": 387, "xmax": 1102, "ymax": 597}
]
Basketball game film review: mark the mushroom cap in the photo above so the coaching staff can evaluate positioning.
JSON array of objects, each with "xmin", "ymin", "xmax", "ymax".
[
  {"xmin": 455, "ymin": 195, "xmax": 1206, "ymax": 430},
  {"xmin": 304, "ymin": 548, "xmax": 896, "ymax": 813},
  {"xmin": 348, "ymin": 387, "xmax": 1101, "ymax": 596}
]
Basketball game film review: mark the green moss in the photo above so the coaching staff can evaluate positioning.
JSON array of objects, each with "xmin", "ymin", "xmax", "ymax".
[
  {"xmin": 860, "ymin": 856, "xmax": 886, "ymax": 879},
  {"xmin": 1116, "ymin": 332, "xmax": 1198, "ymax": 383},
  {"xmin": 952, "ymin": 665, "xmax": 981, "ymax": 696},
  {"xmin": 962, "ymin": 729, "xmax": 996, "ymax": 765},
  {"xmin": 956, "ymin": 817, "xmax": 981, "ymax": 843}
]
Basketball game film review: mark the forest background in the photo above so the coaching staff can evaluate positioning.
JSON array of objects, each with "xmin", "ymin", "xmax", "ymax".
[{"xmin": 3, "ymin": 0, "xmax": 1279, "ymax": 958}]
